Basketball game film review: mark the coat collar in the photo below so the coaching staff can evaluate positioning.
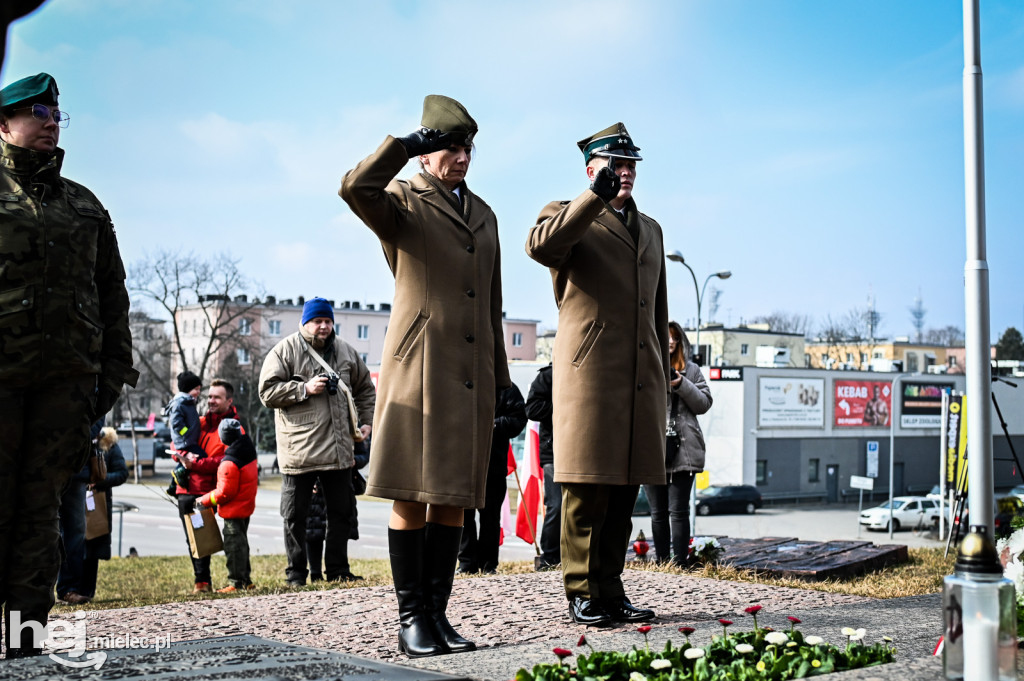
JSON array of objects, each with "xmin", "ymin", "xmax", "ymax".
[
  {"xmin": 594, "ymin": 197, "xmax": 650, "ymax": 255},
  {"xmin": 409, "ymin": 172, "xmax": 486, "ymax": 233},
  {"xmin": 0, "ymin": 139, "xmax": 64, "ymax": 187}
]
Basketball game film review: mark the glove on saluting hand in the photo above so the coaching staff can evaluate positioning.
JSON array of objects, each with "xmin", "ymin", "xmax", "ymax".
[
  {"xmin": 397, "ymin": 127, "xmax": 454, "ymax": 158},
  {"xmin": 590, "ymin": 165, "xmax": 620, "ymax": 202}
]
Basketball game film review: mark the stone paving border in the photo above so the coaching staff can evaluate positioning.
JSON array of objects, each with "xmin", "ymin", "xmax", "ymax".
[{"xmin": 19, "ymin": 569, "xmax": 970, "ymax": 680}]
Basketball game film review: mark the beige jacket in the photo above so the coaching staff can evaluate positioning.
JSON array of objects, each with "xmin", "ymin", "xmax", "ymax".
[{"xmin": 258, "ymin": 329, "xmax": 375, "ymax": 475}]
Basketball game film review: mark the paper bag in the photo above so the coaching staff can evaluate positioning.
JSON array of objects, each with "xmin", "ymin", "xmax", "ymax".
[
  {"xmin": 85, "ymin": 490, "xmax": 109, "ymax": 540},
  {"xmin": 184, "ymin": 506, "xmax": 223, "ymax": 558}
]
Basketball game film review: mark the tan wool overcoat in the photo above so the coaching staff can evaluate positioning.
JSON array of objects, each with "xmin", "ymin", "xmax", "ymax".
[
  {"xmin": 340, "ymin": 136, "xmax": 511, "ymax": 508},
  {"xmin": 526, "ymin": 190, "xmax": 669, "ymax": 485}
]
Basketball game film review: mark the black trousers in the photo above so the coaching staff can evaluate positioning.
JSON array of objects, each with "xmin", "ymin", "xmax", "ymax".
[
  {"xmin": 280, "ymin": 469, "xmax": 353, "ymax": 582},
  {"xmin": 539, "ymin": 463, "xmax": 562, "ymax": 566},
  {"xmin": 560, "ymin": 483, "xmax": 638, "ymax": 600},
  {"xmin": 643, "ymin": 471, "xmax": 696, "ymax": 565},
  {"xmin": 459, "ymin": 445, "xmax": 509, "ymax": 572}
]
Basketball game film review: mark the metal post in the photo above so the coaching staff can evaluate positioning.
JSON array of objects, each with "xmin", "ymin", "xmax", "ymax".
[
  {"xmin": 939, "ymin": 389, "xmax": 949, "ymax": 540},
  {"xmin": 963, "ymin": 0, "xmax": 995, "ymax": 536},
  {"xmin": 888, "ymin": 374, "xmax": 905, "ymax": 540}
]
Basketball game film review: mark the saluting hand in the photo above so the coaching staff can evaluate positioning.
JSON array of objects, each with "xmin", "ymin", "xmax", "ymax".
[
  {"xmin": 590, "ymin": 165, "xmax": 620, "ymax": 202},
  {"xmin": 397, "ymin": 127, "xmax": 454, "ymax": 158}
]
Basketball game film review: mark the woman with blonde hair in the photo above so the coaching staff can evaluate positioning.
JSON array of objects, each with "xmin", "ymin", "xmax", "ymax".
[{"xmin": 643, "ymin": 322, "xmax": 712, "ymax": 566}]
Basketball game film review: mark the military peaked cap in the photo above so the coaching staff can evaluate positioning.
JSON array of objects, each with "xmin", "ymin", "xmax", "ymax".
[
  {"xmin": 0, "ymin": 72, "xmax": 58, "ymax": 110},
  {"xmin": 421, "ymin": 94, "xmax": 477, "ymax": 146},
  {"xmin": 578, "ymin": 122, "xmax": 642, "ymax": 162}
]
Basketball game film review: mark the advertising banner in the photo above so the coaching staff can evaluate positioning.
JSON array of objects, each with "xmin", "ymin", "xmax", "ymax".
[
  {"xmin": 900, "ymin": 382, "xmax": 952, "ymax": 428},
  {"xmin": 757, "ymin": 377, "xmax": 824, "ymax": 428},
  {"xmin": 945, "ymin": 394, "xmax": 967, "ymax": 495},
  {"xmin": 833, "ymin": 380, "xmax": 892, "ymax": 427}
]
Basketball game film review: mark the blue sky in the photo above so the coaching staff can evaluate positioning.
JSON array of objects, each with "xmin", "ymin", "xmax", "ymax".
[{"xmin": 5, "ymin": 1, "xmax": 1024, "ymax": 340}]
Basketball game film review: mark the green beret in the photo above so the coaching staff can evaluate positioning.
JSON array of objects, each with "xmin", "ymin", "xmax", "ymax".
[
  {"xmin": 578, "ymin": 122, "xmax": 642, "ymax": 163},
  {"xmin": 0, "ymin": 72, "xmax": 59, "ymax": 110},
  {"xmin": 421, "ymin": 94, "xmax": 477, "ymax": 146}
]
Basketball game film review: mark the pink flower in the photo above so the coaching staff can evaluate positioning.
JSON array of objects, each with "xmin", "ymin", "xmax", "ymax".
[
  {"xmin": 718, "ymin": 619, "xmax": 733, "ymax": 627},
  {"xmin": 788, "ymin": 616, "xmax": 801, "ymax": 624},
  {"xmin": 577, "ymin": 634, "xmax": 587, "ymax": 647},
  {"xmin": 745, "ymin": 605, "xmax": 763, "ymax": 615},
  {"xmin": 637, "ymin": 625, "xmax": 652, "ymax": 634},
  {"xmin": 553, "ymin": 648, "xmax": 573, "ymax": 659},
  {"xmin": 678, "ymin": 626, "xmax": 695, "ymax": 635}
]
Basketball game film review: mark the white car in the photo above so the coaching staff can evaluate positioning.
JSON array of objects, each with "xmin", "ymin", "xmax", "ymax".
[{"xmin": 859, "ymin": 496, "xmax": 939, "ymax": 532}]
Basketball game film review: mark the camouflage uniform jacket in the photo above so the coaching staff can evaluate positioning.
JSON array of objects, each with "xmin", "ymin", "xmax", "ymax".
[{"xmin": 0, "ymin": 140, "xmax": 137, "ymax": 390}]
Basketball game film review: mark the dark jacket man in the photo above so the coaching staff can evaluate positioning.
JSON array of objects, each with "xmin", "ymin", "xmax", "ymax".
[{"xmin": 0, "ymin": 72, "xmax": 137, "ymax": 655}]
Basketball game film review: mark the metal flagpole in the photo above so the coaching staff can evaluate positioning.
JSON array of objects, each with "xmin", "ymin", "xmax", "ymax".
[{"xmin": 963, "ymin": 0, "xmax": 995, "ymax": 537}]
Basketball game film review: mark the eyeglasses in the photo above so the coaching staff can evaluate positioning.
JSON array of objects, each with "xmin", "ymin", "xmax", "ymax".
[{"xmin": 14, "ymin": 103, "xmax": 70, "ymax": 128}]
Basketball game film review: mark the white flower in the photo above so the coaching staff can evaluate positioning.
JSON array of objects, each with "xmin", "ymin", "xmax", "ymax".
[
  {"xmin": 734, "ymin": 643, "xmax": 754, "ymax": 654},
  {"xmin": 1007, "ymin": 528, "xmax": 1024, "ymax": 558},
  {"xmin": 630, "ymin": 672, "xmax": 647, "ymax": 681},
  {"xmin": 805, "ymin": 636, "xmax": 824, "ymax": 645},
  {"xmin": 841, "ymin": 627, "xmax": 856, "ymax": 636},
  {"xmin": 650, "ymin": 659, "xmax": 672, "ymax": 670},
  {"xmin": 765, "ymin": 632, "xmax": 789, "ymax": 645},
  {"xmin": 849, "ymin": 628, "xmax": 867, "ymax": 642},
  {"xmin": 684, "ymin": 648, "xmax": 706, "ymax": 659},
  {"xmin": 1005, "ymin": 560, "xmax": 1024, "ymax": 598},
  {"xmin": 786, "ymin": 642, "xmax": 798, "ymax": 648}
]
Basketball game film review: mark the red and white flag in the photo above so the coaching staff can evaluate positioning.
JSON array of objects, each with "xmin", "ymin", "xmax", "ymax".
[{"xmin": 516, "ymin": 421, "xmax": 542, "ymax": 545}]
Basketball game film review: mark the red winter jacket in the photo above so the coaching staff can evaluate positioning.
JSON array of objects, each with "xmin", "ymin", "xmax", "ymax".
[
  {"xmin": 175, "ymin": 406, "xmax": 241, "ymax": 496},
  {"xmin": 198, "ymin": 433, "xmax": 258, "ymax": 518}
]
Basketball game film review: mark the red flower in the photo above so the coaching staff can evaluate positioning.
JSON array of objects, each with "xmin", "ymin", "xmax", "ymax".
[
  {"xmin": 679, "ymin": 626, "xmax": 696, "ymax": 635},
  {"xmin": 577, "ymin": 634, "xmax": 587, "ymax": 647},
  {"xmin": 718, "ymin": 619, "xmax": 733, "ymax": 627},
  {"xmin": 787, "ymin": 616, "xmax": 801, "ymax": 624},
  {"xmin": 637, "ymin": 625, "xmax": 652, "ymax": 634},
  {"xmin": 553, "ymin": 648, "xmax": 573, "ymax": 659},
  {"xmin": 745, "ymin": 605, "xmax": 763, "ymax": 615}
]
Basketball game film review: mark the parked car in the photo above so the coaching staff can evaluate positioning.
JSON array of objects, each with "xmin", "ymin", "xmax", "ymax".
[
  {"xmin": 695, "ymin": 484, "xmax": 762, "ymax": 516},
  {"xmin": 954, "ymin": 495, "xmax": 1024, "ymax": 539},
  {"xmin": 926, "ymin": 485, "xmax": 944, "ymax": 502},
  {"xmin": 632, "ymin": 486, "xmax": 651, "ymax": 516},
  {"xmin": 859, "ymin": 496, "xmax": 939, "ymax": 532}
]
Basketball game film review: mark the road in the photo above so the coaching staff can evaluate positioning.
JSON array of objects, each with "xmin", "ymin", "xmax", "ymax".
[{"xmin": 108, "ymin": 460, "xmax": 946, "ymax": 561}]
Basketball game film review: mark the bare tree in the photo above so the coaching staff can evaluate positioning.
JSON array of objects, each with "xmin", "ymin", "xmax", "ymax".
[
  {"xmin": 924, "ymin": 325, "xmax": 965, "ymax": 346},
  {"xmin": 127, "ymin": 250, "xmax": 262, "ymax": 383},
  {"xmin": 749, "ymin": 311, "xmax": 813, "ymax": 336},
  {"xmin": 909, "ymin": 292, "xmax": 927, "ymax": 343}
]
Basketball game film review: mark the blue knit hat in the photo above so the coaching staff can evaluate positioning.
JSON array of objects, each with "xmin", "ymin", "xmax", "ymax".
[{"xmin": 301, "ymin": 297, "xmax": 334, "ymax": 325}]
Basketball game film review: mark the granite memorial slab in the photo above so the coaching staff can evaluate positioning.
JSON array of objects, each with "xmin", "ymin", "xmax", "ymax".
[{"xmin": 3, "ymin": 633, "xmax": 470, "ymax": 681}]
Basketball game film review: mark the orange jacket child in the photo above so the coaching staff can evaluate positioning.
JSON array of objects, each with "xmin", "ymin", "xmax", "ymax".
[{"xmin": 199, "ymin": 420, "xmax": 258, "ymax": 519}]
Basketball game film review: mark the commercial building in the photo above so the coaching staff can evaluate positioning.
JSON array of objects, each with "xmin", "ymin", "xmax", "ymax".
[{"xmin": 699, "ymin": 367, "xmax": 1024, "ymax": 502}]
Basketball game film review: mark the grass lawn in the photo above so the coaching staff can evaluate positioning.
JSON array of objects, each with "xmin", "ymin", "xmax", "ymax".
[{"xmin": 52, "ymin": 548, "xmax": 954, "ymax": 615}]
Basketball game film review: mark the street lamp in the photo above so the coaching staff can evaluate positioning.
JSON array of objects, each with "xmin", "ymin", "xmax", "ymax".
[{"xmin": 666, "ymin": 250, "xmax": 731, "ymax": 364}]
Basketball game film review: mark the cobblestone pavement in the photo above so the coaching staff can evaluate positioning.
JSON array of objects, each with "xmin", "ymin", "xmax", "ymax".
[{"xmin": 60, "ymin": 569, "xmax": 958, "ymax": 680}]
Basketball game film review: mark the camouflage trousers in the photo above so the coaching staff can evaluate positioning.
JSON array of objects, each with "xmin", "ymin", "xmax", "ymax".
[{"xmin": 0, "ymin": 375, "xmax": 96, "ymax": 654}]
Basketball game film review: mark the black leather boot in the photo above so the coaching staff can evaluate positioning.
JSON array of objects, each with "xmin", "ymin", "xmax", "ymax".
[
  {"xmin": 389, "ymin": 527, "xmax": 444, "ymax": 657},
  {"xmin": 423, "ymin": 522, "xmax": 476, "ymax": 653}
]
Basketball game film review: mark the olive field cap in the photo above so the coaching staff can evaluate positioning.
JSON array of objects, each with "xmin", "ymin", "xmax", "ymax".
[
  {"xmin": 421, "ymin": 94, "xmax": 477, "ymax": 146},
  {"xmin": 577, "ymin": 122, "xmax": 642, "ymax": 162},
  {"xmin": 0, "ymin": 72, "xmax": 59, "ymax": 110}
]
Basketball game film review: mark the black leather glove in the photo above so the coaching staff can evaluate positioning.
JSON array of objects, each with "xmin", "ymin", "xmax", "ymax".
[
  {"xmin": 397, "ymin": 127, "xmax": 454, "ymax": 157},
  {"xmin": 590, "ymin": 165, "xmax": 621, "ymax": 202},
  {"xmin": 182, "ymin": 497, "xmax": 196, "ymax": 514}
]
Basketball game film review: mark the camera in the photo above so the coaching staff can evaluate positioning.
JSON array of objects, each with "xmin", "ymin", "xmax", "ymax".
[{"xmin": 319, "ymin": 371, "xmax": 340, "ymax": 396}]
